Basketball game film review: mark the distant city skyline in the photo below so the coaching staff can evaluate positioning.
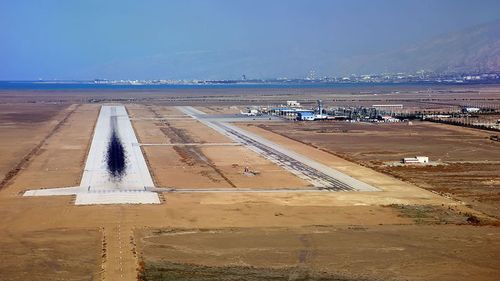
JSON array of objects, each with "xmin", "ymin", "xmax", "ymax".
[{"xmin": 2, "ymin": 0, "xmax": 500, "ymax": 80}]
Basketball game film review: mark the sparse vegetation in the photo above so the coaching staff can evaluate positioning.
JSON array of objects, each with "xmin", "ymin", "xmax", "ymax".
[
  {"xmin": 140, "ymin": 261, "xmax": 375, "ymax": 281},
  {"xmin": 387, "ymin": 204, "xmax": 492, "ymax": 225}
]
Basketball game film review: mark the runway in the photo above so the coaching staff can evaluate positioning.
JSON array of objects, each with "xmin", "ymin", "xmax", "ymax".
[
  {"xmin": 23, "ymin": 104, "xmax": 377, "ymax": 205},
  {"xmin": 177, "ymin": 106, "xmax": 378, "ymax": 192},
  {"xmin": 24, "ymin": 106, "xmax": 160, "ymax": 205},
  {"xmin": 81, "ymin": 106, "xmax": 154, "ymax": 190}
]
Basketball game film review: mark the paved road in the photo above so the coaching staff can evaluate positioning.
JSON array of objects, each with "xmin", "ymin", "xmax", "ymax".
[{"xmin": 177, "ymin": 106, "xmax": 377, "ymax": 192}]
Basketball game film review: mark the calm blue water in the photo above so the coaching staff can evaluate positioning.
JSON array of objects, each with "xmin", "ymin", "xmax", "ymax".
[{"xmin": 0, "ymin": 81, "xmax": 448, "ymax": 91}]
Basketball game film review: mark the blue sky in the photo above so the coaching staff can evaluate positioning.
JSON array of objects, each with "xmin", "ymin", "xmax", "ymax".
[{"xmin": 1, "ymin": 0, "xmax": 500, "ymax": 80}]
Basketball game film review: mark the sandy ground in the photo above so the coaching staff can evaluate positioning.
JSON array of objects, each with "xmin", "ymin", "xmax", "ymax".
[
  {"xmin": 138, "ymin": 225, "xmax": 500, "ymax": 281},
  {"xmin": 0, "ymin": 103, "xmax": 69, "ymax": 183},
  {"xmin": 1, "ymin": 85, "xmax": 499, "ymax": 108},
  {"xmin": 0, "ymin": 228, "xmax": 101, "ymax": 281},
  {"xmin": 236, "ymin": 123, "xmax": 460, "ymax": 207},
  {"xmin": 252, "ymin": 121, "xmax": 500, "ymax": 218},
  {"xmin": 0, "ymin": 100, "xmax": 498, "ymax": 281},
  {"xmin": 1, "ymin": 103, "xmax": 406, "ymax": 280},
  {"xmin": 129, "ymin": 104, "xmax": 311, "ymax": 189},
  {"xmin": 194, "ymin": 105, "xmax": 242, "ymax": 114},
  {"xmin": 2, "ymin": 104, "xmax": 98, "ymax": 197}
]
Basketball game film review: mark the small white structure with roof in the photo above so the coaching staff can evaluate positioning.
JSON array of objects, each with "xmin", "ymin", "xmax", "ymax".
[{"xmin": 402, "ymin": 156, "xmax": 429, "ymax": 164}]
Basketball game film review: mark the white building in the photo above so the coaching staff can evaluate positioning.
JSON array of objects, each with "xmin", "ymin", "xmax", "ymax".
[{"xmin": 402, "ymin": 156, "xmax": 429, "ymax": 164}]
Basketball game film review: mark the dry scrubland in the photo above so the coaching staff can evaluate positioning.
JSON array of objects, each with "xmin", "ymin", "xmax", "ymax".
[
  {"xmin": 0, "ymin": 228, "xmax": 101, "ymax": 281},
  {"xmin": 128, "ymin": 104, "xmax": 311, "ymax": 189},
  {"xmin": 0, "ymin": 103, "xmax": 69, "ymax": 183},
  {"xmin": 0, "ymin": 86, "xmax": 499, "ymax": 281},
  {"xmin": 252, "ymin": 121, "xmax": 500, "ymax": 218},
  {"xmin": 137, "ymin": 225, "xmax": 499, "ymax": 281}
]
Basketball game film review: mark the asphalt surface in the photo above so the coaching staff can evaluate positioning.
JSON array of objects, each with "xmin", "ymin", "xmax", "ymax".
[
  {"xmin": 24, "ymin": 105, "xmax": 160, "ymax": 204},
  {"xmin": 80, "ymin": 105, "xmax": 155, "ymax": 190},
  {"xmin": 177, "ymin": 106, "xmax": 378, "ymax": 192}
]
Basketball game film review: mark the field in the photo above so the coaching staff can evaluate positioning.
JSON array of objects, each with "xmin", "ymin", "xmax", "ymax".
[
  {"xmin": 0, "ymin": 103, "xmax": 70, "ymax": 184},
  {"xmin": 252, "ymin": 120, "xmax": 500, "ymax": 218},
  {"xmin": 137, "ymin": 225, "xmax": 499, "ymax": 281},
  {"xmin": 0, "ymin": 228, "xmax": 101, "ymax": 281},
  {"xmin": 128, "ymin": 104, "xmax": 310, "ymax": 189},
  {"xmin": 0, "ymin": 85, "xmax": 499, "ymax": 281}
]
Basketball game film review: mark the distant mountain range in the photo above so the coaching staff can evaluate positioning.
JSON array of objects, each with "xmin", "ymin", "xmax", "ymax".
[
  {"xmin": 339, "ymin": 19, "xmax": 500, "ymax": 75},
  {"xmin": 78, "ymin": 19, "xmax": 500, "ymax": 80}
]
